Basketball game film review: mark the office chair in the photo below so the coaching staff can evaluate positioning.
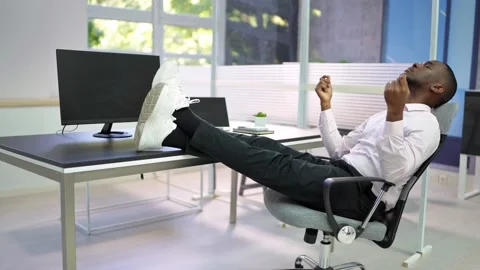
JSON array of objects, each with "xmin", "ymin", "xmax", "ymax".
[{"xmin": 263, "ymin": 102, "xmax": 458, "ymax": 270}]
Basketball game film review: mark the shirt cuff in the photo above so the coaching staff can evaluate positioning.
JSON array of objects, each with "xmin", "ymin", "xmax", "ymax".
[
  {"xmin": 319, "ymin": 109, "xmax": 337, "ymax": 128},
  {"xmin": 384, "ymin": 120, "xmax": 404, "ymax": 137},
  {"xmin": 320, "ymin": 109, "xmax": 333, "ymax": 121}
]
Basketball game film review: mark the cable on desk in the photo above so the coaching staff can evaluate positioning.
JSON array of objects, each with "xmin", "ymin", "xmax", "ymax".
[{"xmin": 56, "ymin": 125, "xmax": 79, "ymax": 134}]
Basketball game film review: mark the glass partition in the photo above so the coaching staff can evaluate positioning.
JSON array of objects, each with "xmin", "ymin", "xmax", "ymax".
[
  {"xmin": 305, "ymin": 0, "xmax": 404, "ymax": 129},
  {"xmin": 86, "ymin": 0, "xmax": 446, "ymax": 129},
  {"xmin": 216, "ymin": 0, "xmax": 300, "ymax": 126}
]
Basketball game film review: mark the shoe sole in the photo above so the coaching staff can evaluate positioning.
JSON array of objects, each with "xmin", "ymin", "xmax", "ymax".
[{"xmin": 135, "ymin": 83, "xmax": 176, "ymax": 151}]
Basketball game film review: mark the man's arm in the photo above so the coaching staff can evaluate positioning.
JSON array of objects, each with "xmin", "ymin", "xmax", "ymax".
[
  {"xmin": 315, "ymin": 75, "xmax": 366, "ymax": 159},
  {"xmin": 379, "ymin": 75, "xmax": 439, "ymax": 184},
  {"xmin": 319, "ymin": 108, "xmax": 366, "ymax": 159},
  {"xmin": 377, "ymin": 114, "xmax": 439, "ymax": 184}
]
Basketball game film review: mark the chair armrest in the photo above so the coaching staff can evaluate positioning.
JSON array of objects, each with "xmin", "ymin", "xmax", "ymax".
[{"xmin": 323, "ymin": 177, "xmax": 395, "ymax": 241}]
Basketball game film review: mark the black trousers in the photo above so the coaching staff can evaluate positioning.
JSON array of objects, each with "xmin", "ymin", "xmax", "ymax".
[{"xmin": 178, "ymin": 122, "xmax": 385, "ymax": 222}]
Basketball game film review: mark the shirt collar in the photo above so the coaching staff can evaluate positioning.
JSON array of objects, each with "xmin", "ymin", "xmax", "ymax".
[{"xmin": 404, "ymin": 103, "xmax": 431, "ymax": 112}]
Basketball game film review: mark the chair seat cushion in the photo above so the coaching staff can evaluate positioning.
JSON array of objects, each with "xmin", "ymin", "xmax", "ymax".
[{"xmin": 264, "ymin": 189, "xmax": 387, "ymax": 241}]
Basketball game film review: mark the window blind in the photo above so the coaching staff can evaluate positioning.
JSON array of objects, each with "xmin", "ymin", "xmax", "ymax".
[
  {"xmin": 306, "ymin": 63, "xmax": 411, "ymax": 128},
  {"xmin": 179, "ymin": 63, "xmax": 412, "ymax": 128},
  {"xmin": 216, "ymin": 64, "xmax": 299, "ymax": 126}
]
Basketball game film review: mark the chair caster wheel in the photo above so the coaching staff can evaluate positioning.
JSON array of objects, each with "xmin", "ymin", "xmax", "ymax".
[{"xmin": 294, "ymin": 258, "xmax": 304, "ymax": 268}]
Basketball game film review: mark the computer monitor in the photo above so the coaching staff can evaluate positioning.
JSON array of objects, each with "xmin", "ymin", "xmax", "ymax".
[
  {"xmin": 56, "ymin": 49, "xmax": 160, "ymax": 138},
  {"xmin": 461, "ymin": 90, "xmax": 480, "ymax": 155},
  {"xmin": 189, "ymin": 97, "xmax": 230, "ymax": 127}
]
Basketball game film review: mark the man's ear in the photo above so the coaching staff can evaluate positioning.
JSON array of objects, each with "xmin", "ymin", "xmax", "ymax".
[{"xmin": 430, "ymin": 83, "xmax": 445, "ymax": 94}]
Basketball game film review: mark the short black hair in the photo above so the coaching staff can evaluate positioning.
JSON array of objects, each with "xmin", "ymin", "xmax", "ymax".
[{"xmin": 435, "ymin": 63, "xmax": 457, "ymax": 108}]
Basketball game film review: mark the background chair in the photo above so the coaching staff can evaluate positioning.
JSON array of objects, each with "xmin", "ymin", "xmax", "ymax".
[
  {"xmin": 239, "ymin": 174, "xmax": 266, "ymax": 196},
  {"xmin": 263, "ymin": 103, "xmax": 458, "ymax": 270}
]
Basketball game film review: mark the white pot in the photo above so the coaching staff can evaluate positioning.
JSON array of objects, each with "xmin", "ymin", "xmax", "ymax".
[{"xmin": 254, "ymin": 116, "xmax": 267, "ymax": 127}]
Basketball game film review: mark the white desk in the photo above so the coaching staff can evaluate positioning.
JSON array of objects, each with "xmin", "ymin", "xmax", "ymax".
[{"xmin": 0, "ymin": 122, "xmax": 322, "ymax": 270}]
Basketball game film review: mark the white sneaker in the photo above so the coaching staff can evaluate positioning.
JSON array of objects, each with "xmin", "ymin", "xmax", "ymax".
[
  {"xmin": 135, "ymin": 60, "xmax": 200, "ymax": 151},
  {"xmin": 151, "ymin": 59, "xmax": 180, "ymax": 89},
  {"xmin": 153, "ymin": 59, "xmax": 199, "ymax": 110},
  {"xmin": 134, "ymin": 82, "xmax": 177, "ymax": 151}
]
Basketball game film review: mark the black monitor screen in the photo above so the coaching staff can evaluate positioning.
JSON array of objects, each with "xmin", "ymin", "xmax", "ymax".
[
  {"xmin": 461, "ymin": 90, "xmax": 480, "ymax": 155},
  {"xmin": 56, "ymin": 49, "xmax": 160, "ymax": 125},
  {"xmin": 189, "ymin": 97, "xmax": 230, "ymax": 127}
]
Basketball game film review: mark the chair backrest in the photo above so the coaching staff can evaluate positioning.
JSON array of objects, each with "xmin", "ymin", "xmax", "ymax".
[{"xmin": 373, "ymin": 102, "xmax": 458, "ymax": 249}]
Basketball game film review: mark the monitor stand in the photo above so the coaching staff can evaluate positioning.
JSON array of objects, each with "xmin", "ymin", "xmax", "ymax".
[{"xmin": 93, "ymin": 123, "xmax": 132, "ymax": 138}]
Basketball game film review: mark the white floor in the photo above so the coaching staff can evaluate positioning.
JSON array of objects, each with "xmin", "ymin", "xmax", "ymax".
[{"xmin": 0, "ymin": 165, "xmax": 479, "ymax": 270}]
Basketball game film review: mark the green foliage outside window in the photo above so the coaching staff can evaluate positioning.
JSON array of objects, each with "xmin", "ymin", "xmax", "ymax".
[
  {"xmin": 88, "ymin": 0, "xmax": 152, "ymax": 10},
  {"xmin": 88, "ymin": 0, "xmax": 213, "ymax": 61},
  {"xmin": 88, "ymin": 1, "xmax": 339, "ymax": 65}
]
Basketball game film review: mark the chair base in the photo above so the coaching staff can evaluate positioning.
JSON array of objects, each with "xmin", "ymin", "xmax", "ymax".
[
  {"xmin": 293, "ymin": 234, "xmax": 366, "ymax": 270},
  {"xmin": 294, "ymin": 255, "xmax": 365, "ymax": 270}
]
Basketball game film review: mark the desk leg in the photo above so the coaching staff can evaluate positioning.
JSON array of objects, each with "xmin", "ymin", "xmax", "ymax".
[
  {"xmin": 463, "ymin": 156, "xmax": 480, "ymax": 199},
  {"xmin": 458, "ymin": 155, "xmax": 480, "ymax": 200},
  {"xmin": 403, "ymin": 171, "xmax": 432, "ymax": 268},
  {"xmin": 192, "ymin": 163, "xmax": 220, "ymax": 201},
  {"xmin": 60, "ymin": 177, "xmax": 77, "ymax": 270},
  {"xmin": 230, "ymin": 170, "xmax": 239, "ymax": 224},
  {"xmin": 192, "ymin": 164, "xmax": 221, "ymax": 201},
  {"xmin": 457, "ymin": 154, "xmax": 468, "ymax": 200},
  {"xmin": 473, "ymin": 156, "xmax": 480, "ymax": 195},
  {"xmin": 208, "ymin": 164, "xmax": 216, "ymax": 195}
]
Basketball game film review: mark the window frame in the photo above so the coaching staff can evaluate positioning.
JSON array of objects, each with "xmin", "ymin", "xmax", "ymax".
[{"xmin": 86, "ymin": 0, "xmax": 225, "ymax": 65}]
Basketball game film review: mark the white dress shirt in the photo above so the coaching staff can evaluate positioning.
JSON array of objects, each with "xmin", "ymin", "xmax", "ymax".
[{"xmin": 318, "ymin": 103, "xmax": 440, "ymax": 211}]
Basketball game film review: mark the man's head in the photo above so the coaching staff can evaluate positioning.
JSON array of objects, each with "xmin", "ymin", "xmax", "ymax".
[{"xmin": 403, "ymin": 60, "xmax": 457, "ymax": 108}]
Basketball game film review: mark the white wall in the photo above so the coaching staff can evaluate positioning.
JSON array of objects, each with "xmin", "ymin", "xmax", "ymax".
[
  {"xmin": 0, "ymin": 0, "xmax": 87, "ymax": 196},
  {"xmin": 0, "ymin": 0, "xmax": 87, "ymax": 100}
]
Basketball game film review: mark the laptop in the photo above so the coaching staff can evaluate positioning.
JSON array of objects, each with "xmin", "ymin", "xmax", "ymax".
[
  {"xmin": 189, "ymin": 97, "xmax": 274, "ymax": 135},
  {"xmin": 189, "ymin": 97, "xmax": 230, "ymax": 129}
]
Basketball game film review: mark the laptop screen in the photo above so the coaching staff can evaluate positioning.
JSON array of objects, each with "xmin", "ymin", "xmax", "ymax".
[{"xmin": 189, "ymin": 97, "xmax": 230, "ymax": 127}]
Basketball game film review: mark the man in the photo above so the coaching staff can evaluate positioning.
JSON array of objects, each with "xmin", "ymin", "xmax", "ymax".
[{"xmin": 134, "ymin": 59, "xmax": 457, "ymax": 222}]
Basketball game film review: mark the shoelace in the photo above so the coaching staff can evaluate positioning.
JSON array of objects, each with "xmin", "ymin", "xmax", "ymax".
[
  {"xmin": 188, "ymin": 98, "xmax": 200, "ymax": 104},
  {"xmin": 173, "ymin": 80, "xmax": 200, "ymax": 104}
]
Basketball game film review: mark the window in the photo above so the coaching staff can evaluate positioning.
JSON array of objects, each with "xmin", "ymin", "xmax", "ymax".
[
  {"xmin": 216, "ymin": 0, "xmax": 300, "ymax": 125},
  {"xmin": 88, "ymin": 19, "xmax": 153, "ymax": 53},
  {"xmin": 225, "ymin": 0, "xmax": 299, "ymax": 65},
  {"xmin": 163, "ymin": 0, "xmax": 212, "ymax": 17},
  {"xmin": 88, "ymin": 0, "xmax": 152, "ymax": 10},
  {"xmin": 176, "ymin": 58, "xmax": 211, "ymax": 66},
  {"xmin": 87, "ymin": 0, "xmax": 214, "ymax": 65},
  {"xmin": 162, "ymin": 0, "xmax": 213, "ymax": 65},
  {"xmin": 309, "ymin": 0, "xmax": 384, "ymax": 63},
  {"xmin": 163, "ymin": 26, "xmax": 212, "ymax": 55},
  {"xmin": 87, "ymin": 0, "xmax": 153, "ymax": 53},
  {"xmin": 306, "ymin": 0, "xmax": 391, "ymax": 130}
]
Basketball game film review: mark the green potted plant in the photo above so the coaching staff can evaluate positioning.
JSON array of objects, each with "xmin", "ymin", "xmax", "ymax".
[{"xmin": 253, "ymin": 112, "xmax": 267, "ymax": 127}]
